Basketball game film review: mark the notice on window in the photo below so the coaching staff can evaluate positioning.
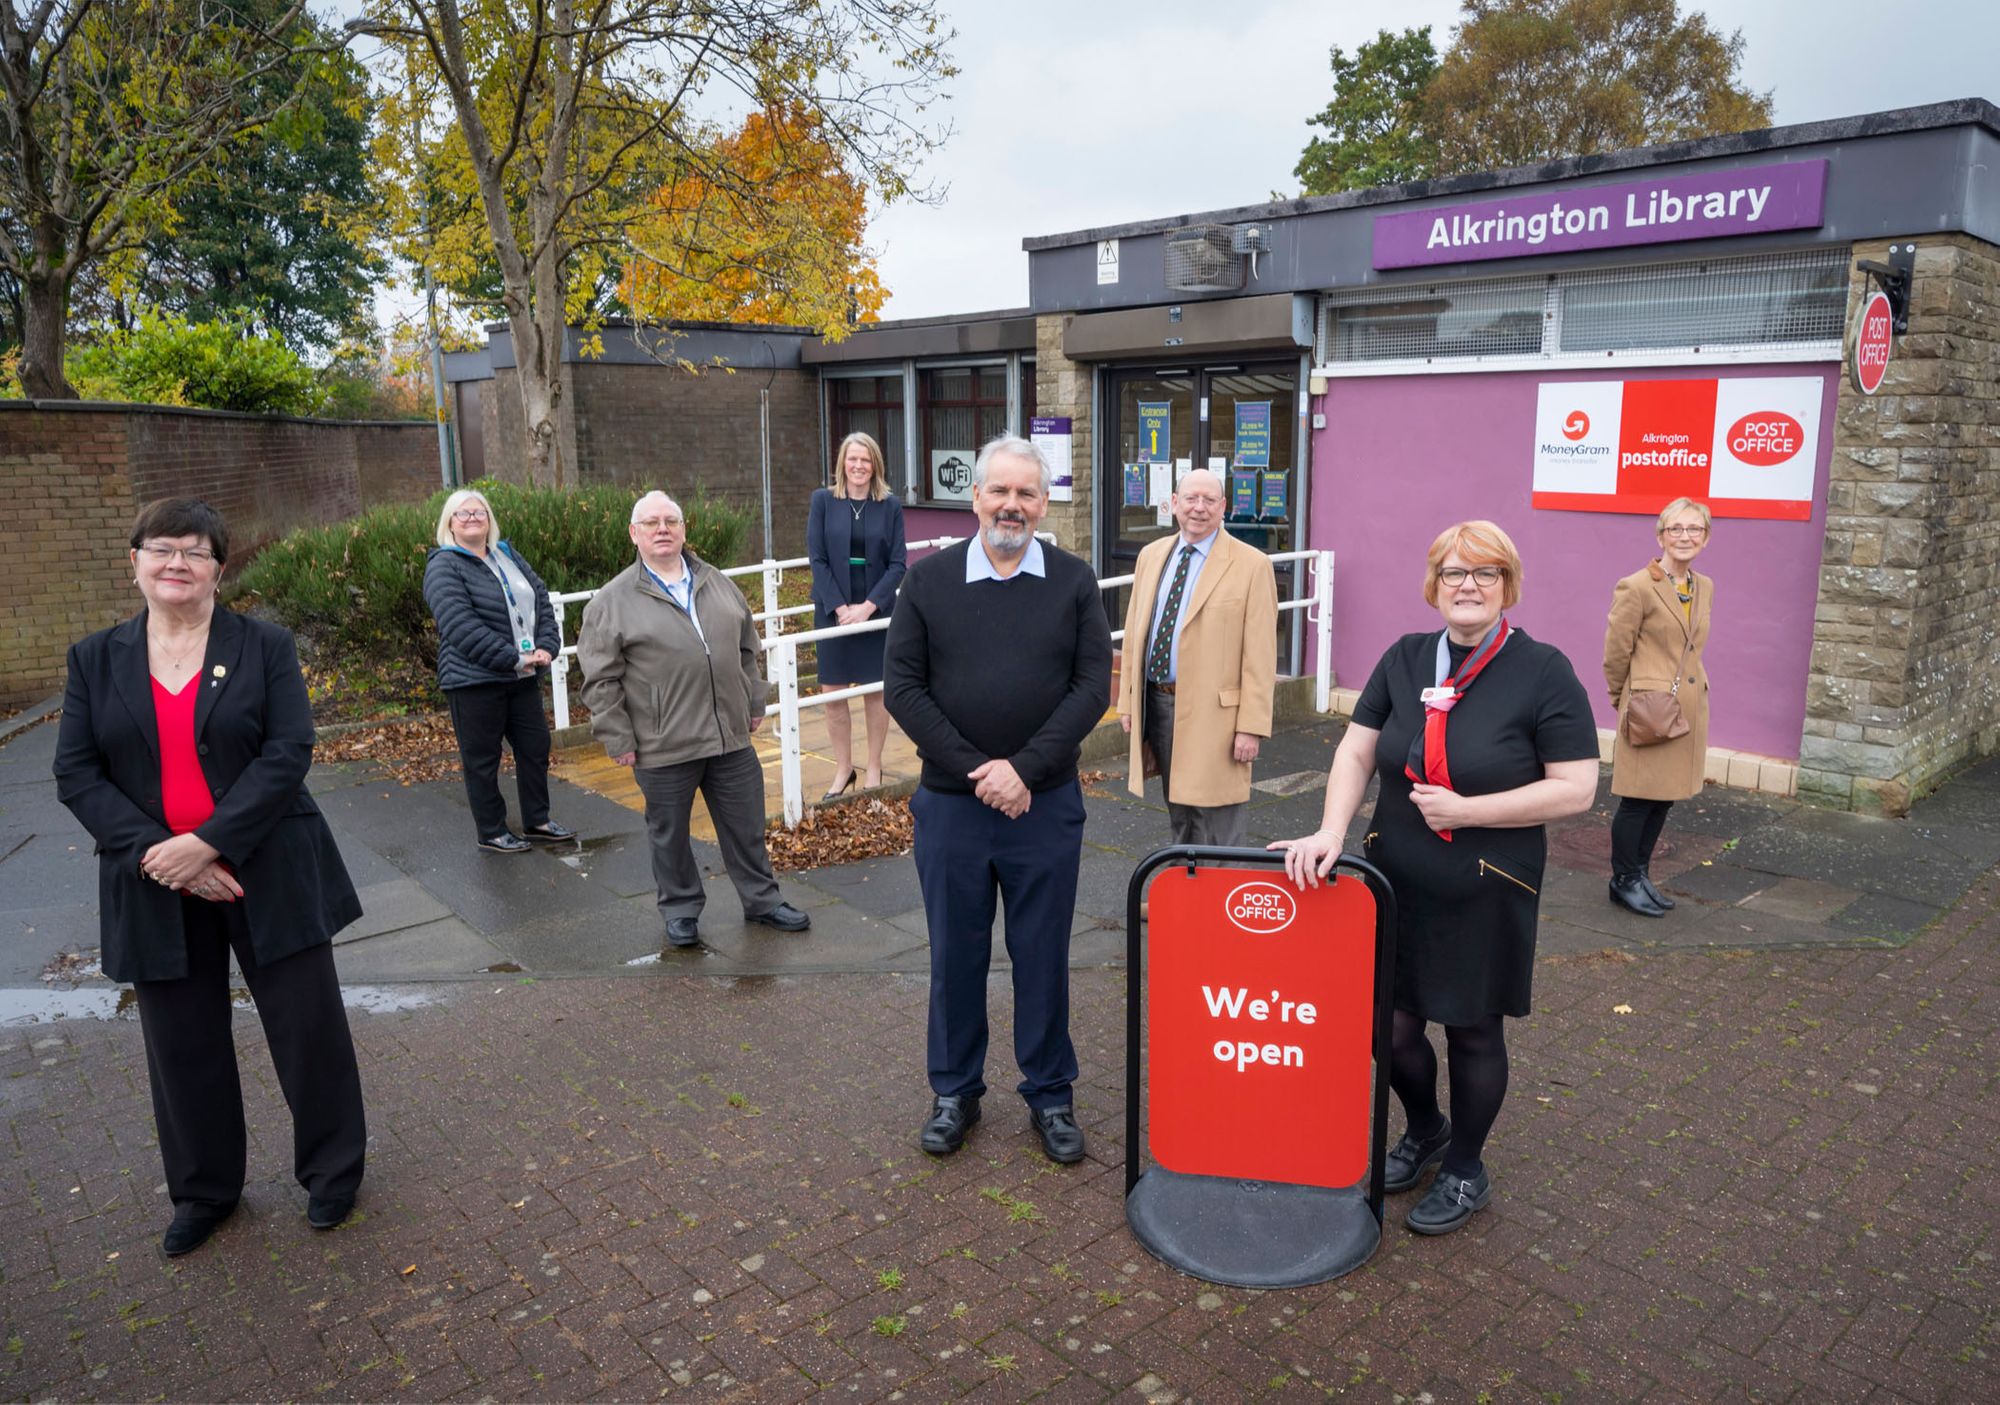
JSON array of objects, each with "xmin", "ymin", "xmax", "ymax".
[
  {"xmin": 1258, "ymin": 471, "xmax": 1289, "ymax": 520},
  {"xmin": 1031, "ymin": 416, "xmax": 1074, "ymax": 501},
  {"xmin": 930, "ymin": 449, "xmax": 975, "ymax": 503},
  {"xmin": 1137, "ymin": 401, "xmax": 1172, "ymax": 463},
  {"xmin": 1124, "ymin": 463, "xmax": 1148, "ymax": 507},
  {"xmin": 1233, "ymin": 401, "xmax": 1272, "ymax": 467},
  {"xmin": 1230, "ymin": 469, "xmax": 1257, "ymax": 518},
  {"xmin": 1529, "ymin": 376, "xmax": 1824, "ymax": 521}
]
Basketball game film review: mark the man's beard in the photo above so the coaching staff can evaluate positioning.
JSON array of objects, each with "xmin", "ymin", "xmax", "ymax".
[{"xmin": 983, "ymin": 515, "xmax": 1031, "ymax": 552}]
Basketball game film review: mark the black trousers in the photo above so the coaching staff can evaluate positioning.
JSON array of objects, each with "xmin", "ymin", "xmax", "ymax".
[
  {"xmin": 445, "ymin": 676, "xmax": 552, "ymax": 839},
  {"xmin": 132, "ymin": 897, "xmax": 367, "ymax": 1219},
  {"xmin": 1610, "ymin": 796, "xmax": 1675, "ymax": 875}
]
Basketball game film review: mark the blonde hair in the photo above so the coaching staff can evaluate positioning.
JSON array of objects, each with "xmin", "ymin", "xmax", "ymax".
[
  {"xmin": 1423, "ymin": 520, "xmax": 1523, "ymax": 609},
  {"xmin": 833, "ymin": 432, "xmax": 889, "ymax": 501},
  {"xmin": 1656, "ymin": 497, "xmax": 1712, "ymax": 535},
  {"xmin": 436, "ymin": 489, "xmax": 498, "ymax": 549}
]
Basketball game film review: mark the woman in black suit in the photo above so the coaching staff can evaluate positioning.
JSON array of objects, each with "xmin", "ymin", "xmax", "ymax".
[
  {"xmin": 806, "ymin": 432, "xmax": 907, "ymax": 796},
  {"xmin": 53, "ymin": 498, "xmax": 367, "ymax": 1258}
]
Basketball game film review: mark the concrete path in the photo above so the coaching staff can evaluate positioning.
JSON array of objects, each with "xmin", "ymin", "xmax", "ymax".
[{"xmin": 3, "ymin": 711, "xmax": 1998, "ymax": 1400}]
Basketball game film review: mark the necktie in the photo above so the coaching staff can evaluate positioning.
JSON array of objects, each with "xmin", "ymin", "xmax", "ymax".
[{"xmin": 1146, "ymin": 544, "xmax": 1194, "ymax": 684}]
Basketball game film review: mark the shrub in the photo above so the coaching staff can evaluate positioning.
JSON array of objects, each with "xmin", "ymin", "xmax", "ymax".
[
  {"xmin": 233, "ymin": 480, "xmax": 753, "ymax": 694},
  {"xmin": 66, "ymin": 309, "xmax": 323, "ymax": 415}
]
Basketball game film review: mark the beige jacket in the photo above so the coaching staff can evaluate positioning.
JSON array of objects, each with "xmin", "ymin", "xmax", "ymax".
[
  {"xmin": 578, "ymin": 554, "xmax": 765, "ymax": 768},
  {"xmin": 1603, "ymin": 559, "xmax": 1713, "ymax": 800},
  {"xmin": 1118, "ymin": 530, "xmax": 1279, "ymax": 808}
]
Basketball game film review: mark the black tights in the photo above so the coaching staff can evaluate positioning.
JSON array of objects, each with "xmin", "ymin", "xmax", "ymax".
[
  {"xmin": 1610, "ymin": 796, "xmax": 1675, "ymax": 876},
  {"xmin": 1390, "ymin": 1009, "xmax": 1508, "ymax": 1178}
]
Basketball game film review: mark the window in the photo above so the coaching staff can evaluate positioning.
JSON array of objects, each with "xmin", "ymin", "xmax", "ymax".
[
  {"xmin": 1316, "ymin": 248, "xmax": 1849, "ymax": 371},
  {"xmin": 918, "ymin": 365, "xmax": 1006, "ymax": 505},
  {"xmin": 827, "ymin": 375, "xmax": 906, "ymax": 485},
  {"xmin": 1020, "ymin": 358, "xmax": 1037, "ymax": 430}
]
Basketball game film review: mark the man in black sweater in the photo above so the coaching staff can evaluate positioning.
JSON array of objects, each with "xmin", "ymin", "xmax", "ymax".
[{"xmin": 884, "ymin": 436, "xmax": 1112, "ymax": 1165}]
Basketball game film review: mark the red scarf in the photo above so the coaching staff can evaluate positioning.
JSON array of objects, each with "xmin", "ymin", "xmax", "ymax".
[{"xmin": 1404, "ymin": 619, "xmax": 1511, "ymax": 842}]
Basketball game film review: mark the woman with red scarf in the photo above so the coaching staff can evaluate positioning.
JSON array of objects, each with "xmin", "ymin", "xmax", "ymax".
[{"xmin": 1274, "ymin": 521, "xmax": 1598, "ymax": 1234}]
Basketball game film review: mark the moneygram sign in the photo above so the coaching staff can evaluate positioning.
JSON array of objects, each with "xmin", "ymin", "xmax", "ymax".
[
  {"xmin": 1530, "ymin": 376, "xmax": 1825, "ymax": 521},
  {"xmin": 1373, "ymin": 160, "xmax": 1827, "ymax": 269}
]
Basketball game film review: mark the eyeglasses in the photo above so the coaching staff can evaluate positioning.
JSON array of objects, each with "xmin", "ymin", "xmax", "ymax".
[
  {"xmin": 1437, "ymin": 566, "xmax": 1504, "ymax": 588},
  {"xmin": 634, "ymin": 516, "xmax": 684, "ymax": 530},
  {"xmin": 1663, "ymin": 525, "xmax": 1707, "ymax": 539},
  {"xmin": 451, "ymin": 509, "xmax": 490, "ymax": 522},
  {"xmin": 139, "ymin": 544, "xmax": 217, "ymax": 565}
]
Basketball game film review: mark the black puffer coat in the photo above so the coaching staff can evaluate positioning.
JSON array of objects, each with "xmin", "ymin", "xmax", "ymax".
[{"xmin": 423, "ymin": 543, "xmax": 561, "ymax": 691}]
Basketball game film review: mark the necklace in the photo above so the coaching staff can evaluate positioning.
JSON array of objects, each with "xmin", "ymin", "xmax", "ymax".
[
  {"xmin": 149, "ymin": 625, "xmax": 209, "ymax": 677},
  {"xmin": 849, "ymin": 496, "xmax": 866, "ymax": 523}
]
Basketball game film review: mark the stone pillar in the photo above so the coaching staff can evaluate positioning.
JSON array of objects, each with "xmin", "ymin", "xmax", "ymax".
[
  {"xmin": 1800, "ymin": 233, "xmax": 2000, "ymax": 814},
  {"xmin": 1034, "ymin": 314, "xmax": 1097, "ymax": 565}
]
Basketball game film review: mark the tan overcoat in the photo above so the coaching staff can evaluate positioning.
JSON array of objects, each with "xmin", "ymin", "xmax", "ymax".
[
  {"xmin": 1602, "ymin": 559, "xmax": 1714, "ymax": 800},
  {"xmin": 1118, "ymin": 530, "xmax": 1279, "ymax": 807}
]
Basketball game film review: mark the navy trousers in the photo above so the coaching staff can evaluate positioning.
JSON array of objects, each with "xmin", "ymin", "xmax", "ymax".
[{"xmin": 910, "ymin": 780, "xmax": 1085, "ymax": 1110}]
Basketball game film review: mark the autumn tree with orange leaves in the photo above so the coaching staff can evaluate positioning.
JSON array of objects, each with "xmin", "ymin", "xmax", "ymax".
[{"xmin": 624, "ymin": 105, "xmax": 887, "ymax": 333}]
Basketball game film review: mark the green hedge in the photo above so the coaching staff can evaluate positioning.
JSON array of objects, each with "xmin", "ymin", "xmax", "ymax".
[{"xmin": 233, "ymin": 479, "xmax": 752, "ymax": 678}]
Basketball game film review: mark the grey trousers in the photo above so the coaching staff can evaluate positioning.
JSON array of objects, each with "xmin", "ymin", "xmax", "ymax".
[
  {"xmin": 1144, "ymin": 684, "xmax": 1248, "ymax": 848},
  {"xmin": 633, "ymin": 746, "xmax": 783, "ymax": 920}
]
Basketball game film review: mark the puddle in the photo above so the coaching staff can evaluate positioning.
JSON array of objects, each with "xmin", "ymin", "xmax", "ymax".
[
  {"xmin": 0, "ymin": 983, "xmax": 440, "ymax": 1024},
  {"xmin": 556, "ymin": 834, "xmax": 624, "ymax": 869},
  {"xmin": 483, "ymin": 962, "xmax": 525, "ymax": 973}
]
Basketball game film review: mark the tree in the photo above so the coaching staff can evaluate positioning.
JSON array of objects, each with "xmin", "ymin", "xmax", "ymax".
[
  {"xmin": 64, "ymin": 308, "xmax": 322, "ymax": 414},
  {"xmin": 1422, "ymin": 0, "xmax": 1773, "ymax": 174},
  {"xmin": 1294, "ymin": 28, "xmax": 1439, "ymax": 197},
  {"xmin": 0, "ymin": 1, "xmax": 326, "ymax": 398},
  {"xmin": 353, "ymin": 0, "xmax": 952, "ymax": 488},
  {"xmin": 623, "ymin": 102, "xmax": 886, "ymax": 331}
]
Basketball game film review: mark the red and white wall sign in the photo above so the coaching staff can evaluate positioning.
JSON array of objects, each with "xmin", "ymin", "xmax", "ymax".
[
  {"xmin": 1530, "ymin": 376, "xmax": 1825, "ymax": 521},
  {"xmin": 1146, "ymin": 867, "xmax": 1377, "ymax": 1189},
  {"xmin": 1851, "ymin": 290, "xmax": 1893, "ymax": 395}
]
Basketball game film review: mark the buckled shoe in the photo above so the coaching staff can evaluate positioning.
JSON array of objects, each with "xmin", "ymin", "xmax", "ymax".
[
  {"xmin": 1406, "ymin": 1167, "xmax": 1492, "ymax": 1235},
  {"xmin": 1383, "ymin": 1116, "xmax": 1451, "ymax": 1193}
]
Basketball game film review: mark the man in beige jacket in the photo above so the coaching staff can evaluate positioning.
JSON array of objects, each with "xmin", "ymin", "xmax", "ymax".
[
  {"xmin": 1117, "ymin": 469, "xmax": 1279, "ymax": 846},
  {"xmin": 578, "ymin": 491, "xmax": 811, "ymax": 948}
]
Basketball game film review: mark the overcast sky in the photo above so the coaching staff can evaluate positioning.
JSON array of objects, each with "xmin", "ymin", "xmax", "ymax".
[{"xmin": 866, "ymin": 0, "xmax": 2000, "ymax": 318}]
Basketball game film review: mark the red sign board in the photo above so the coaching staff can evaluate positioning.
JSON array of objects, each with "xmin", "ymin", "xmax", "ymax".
[
  {"xmin": 1146, "ymin": 867, "xmax": 1377, "ymax": 1189},
  {"xmin": 1851, "ymin": 290, "xmax": 1893, "ymax": 395}
]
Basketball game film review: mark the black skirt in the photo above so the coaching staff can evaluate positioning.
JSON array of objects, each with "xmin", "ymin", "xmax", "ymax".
[{"xmin": 817, "ymin": 560, "xmax": 886, "ymax": 686}]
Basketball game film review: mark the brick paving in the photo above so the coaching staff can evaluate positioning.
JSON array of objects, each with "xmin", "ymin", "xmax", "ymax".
[{"xmin": 3, "ymin": 858, "xmax": 1997, "ymax": 1402}]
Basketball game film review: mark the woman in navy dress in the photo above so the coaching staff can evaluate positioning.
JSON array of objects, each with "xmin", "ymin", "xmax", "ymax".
[
  {"xmin": 1274, "ymin": 521, "xmax": 1599, "ymax": 1235},
  {"xmin": 806, "ymin": 432, "xmax": 907, "ymax": 797}
]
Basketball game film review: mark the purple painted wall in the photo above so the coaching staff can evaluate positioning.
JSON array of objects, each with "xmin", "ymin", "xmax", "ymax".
[
  {"xmin": 902, "ymin": 504, "xmax": 977, "ymax": 560},
  {"xmin": 1309, "ymin": 362, "xmax": 1838, "ymax": 760}
]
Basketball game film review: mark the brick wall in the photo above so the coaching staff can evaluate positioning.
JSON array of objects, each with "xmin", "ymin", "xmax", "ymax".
[
  {"xmin": 1801, "ymin": 233, "xmax": 2000, "ymax": 814},
  {"xmin": 482, "ymin": 361, "xmax": 824, "ymax": 559},
  {"xmin": 0, "ymin": 402, "xmax": 437, "ymax": 708},
  {"xmin": 1033, "ymin": 314, "xmax": 1096, "ymax": 557}
]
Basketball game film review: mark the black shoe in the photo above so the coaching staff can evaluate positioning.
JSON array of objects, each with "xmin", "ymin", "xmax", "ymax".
[
  {"xmin": 665, "ymin": 917, "xmax": 702, "ymax": 948},
  {"xmin": 523, "ymin": 821, "xmax": 576, "ymax": 843},
  {"xmin": 1406, "ymin": 1167, "xmax": 1492, "ymax": 1235},
  {"xmin": 1383, "ymin": 1116, "xmax": 1452, "ymax": 1193},
  {"xmin": 1609, "ymin": 873, "xmax": 1667, "ymax": 917},
  {"xmin": 919, "ymin": 1095, "xmax": 980, "ymax": 1155},
  {"xmin": 1030, "ymin": 1104, "xmax": 1086, "ymax": 1164},
  {"xmin": 307, "ymin": 1195, "xmax": 354, "ymax": 1230},
  {"xmin": 822, "ymin": 771, "xmax": 856, "ymax": 801},
  {"xmin": 747, "ymin": 902, "xmax": 811, "ymax": 933},
  {"xmin": 161, "ymin": 1203, "xmax": 235, "ymax": 1257},
  {"xmin": 1638, "ymin": 869, "xmax": 1676, "ymax": 910},
  {"xmin": 478, "ymin": 832, "xmax": 532, "ymax": 854}
]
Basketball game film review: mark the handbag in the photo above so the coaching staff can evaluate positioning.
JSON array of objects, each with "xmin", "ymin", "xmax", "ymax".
[{"xmin": 1623, "ymin": 634, "xmax": 1693, "ymax": 747}]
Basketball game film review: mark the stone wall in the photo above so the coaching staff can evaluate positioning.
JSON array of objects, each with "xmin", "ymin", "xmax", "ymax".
[
  {"xmin": 1033, "ymin": 315, "xmax": 1095, "ymax": 557},
  {"xmin": 1802, "ymin": 233, "xmax": 2000, "ymax": 813},
  {"xmin": 0, "ymin": 403, "xmax": 438, "ymax": 709},
  {"xmin": 478, "ymin": 362, "xmax": 824, "ymax": 557}
]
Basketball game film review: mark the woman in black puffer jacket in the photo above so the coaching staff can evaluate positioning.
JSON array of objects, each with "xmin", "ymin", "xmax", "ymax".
[{"xmin": 422, "ymin": 489, "xmax": 575, "ymax": 852}]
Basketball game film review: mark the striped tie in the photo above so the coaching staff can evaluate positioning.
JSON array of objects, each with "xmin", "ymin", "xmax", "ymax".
[{"xmin": 1146, "ymin": 544, "xmax": 1193, "ymax": 684}]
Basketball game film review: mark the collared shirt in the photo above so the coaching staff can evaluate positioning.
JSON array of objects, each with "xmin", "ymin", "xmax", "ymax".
[
  {"xmin": 642, "ymin": 557, "xmax": 705, "ymax": 645},
  {"xmin": 964, "ymin": 531, "xmax": 1046, "ymax": 584},
  {"xmin": 1147, "ymin": 528, "xmax": 1218, "ymax": 684}
]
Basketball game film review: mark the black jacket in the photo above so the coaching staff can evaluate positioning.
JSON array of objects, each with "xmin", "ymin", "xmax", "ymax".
[
  {"xmin": 423, "ymin": 542, "xmax": 560, "ymax": 691},
  {"xmin": 52, "ymin": 608, "xmax": 361, "ymax": 983},
  {"xmin": 806, "ymin": 487, "xmax": 907, "ymax": 626}
]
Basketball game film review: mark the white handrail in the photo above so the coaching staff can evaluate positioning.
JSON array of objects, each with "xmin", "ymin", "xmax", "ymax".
[{"xmin": 546, "ymin": 536, "xmax": 1335, "ymax": 828}]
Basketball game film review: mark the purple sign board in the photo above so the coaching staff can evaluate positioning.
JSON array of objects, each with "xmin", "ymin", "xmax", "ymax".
[{"xmin": 1372, "ymin": 159, "xmax": 1827, "ymax": 270}]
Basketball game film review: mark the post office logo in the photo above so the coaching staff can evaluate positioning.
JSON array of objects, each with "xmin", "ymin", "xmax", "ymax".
[
  {"xmin": 1726, "ymin": 411, "xmax": 1804, "ymax": 466},
  {"xmin": 1224, "ymin": 881, "xmax": 1298, "ymax": 935}
]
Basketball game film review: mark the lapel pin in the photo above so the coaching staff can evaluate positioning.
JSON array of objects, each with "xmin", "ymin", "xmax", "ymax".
[{"xmin": 212, "ymin": 664, "xmax": 227, "ymax": 679}]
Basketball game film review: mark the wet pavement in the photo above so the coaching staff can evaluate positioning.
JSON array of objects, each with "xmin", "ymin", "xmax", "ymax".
[{"xmin": 2, "ymin": 711, "xmax": 1998, "ymax": 1400}]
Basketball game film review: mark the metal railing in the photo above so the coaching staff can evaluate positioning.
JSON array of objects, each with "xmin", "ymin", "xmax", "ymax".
[{"xmin": 548, "ymin": 539, "xmax": 1336, "ymax": 827}]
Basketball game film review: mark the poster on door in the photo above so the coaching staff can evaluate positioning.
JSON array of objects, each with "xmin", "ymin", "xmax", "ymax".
[
  {"xmin": 1136, "ymin": 402, "xmax": 1173, "ymax": 463},
  {"xmin": 1529, "ymin": 376, "xmax": 1824, "ymax": 521}
]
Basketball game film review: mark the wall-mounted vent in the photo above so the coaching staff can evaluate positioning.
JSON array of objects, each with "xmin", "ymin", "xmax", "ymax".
[{"xmin": 1164, "ymin": 224, "xmax": 1245, "ymax": 293}]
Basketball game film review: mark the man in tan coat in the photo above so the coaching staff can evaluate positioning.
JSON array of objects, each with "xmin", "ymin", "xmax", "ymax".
[{"xmin": 1117, "ymin": 468, "xmax": 1279, "ymax": 846}]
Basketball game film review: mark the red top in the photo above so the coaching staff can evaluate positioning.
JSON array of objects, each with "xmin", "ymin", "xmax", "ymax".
[{"xmin": 151, "ymin": 675, "xmax": 215, "ymax": 835}]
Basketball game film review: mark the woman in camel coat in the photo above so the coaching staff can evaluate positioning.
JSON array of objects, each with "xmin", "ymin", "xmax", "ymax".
[{"xmin": 1602, "ymin": 497, "xmax": 1714, "ymax": 918}]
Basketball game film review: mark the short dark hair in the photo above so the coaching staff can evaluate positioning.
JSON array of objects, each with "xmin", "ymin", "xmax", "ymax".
[{"xmin": 130, "ymin": 498, "xmax": 229, "ymax": 565}]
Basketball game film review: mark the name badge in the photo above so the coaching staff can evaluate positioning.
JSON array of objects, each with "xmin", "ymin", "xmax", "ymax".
[
  {"xmin": 520, "ymin": 638, "xmax": 534, "ymax": 652},
  {"xmin": 1421, "ymin": 685, "xmax": 1456, "ymax": 706}
]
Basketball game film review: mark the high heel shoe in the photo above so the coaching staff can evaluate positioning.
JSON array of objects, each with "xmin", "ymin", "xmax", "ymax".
[{"xmin": 822, "ymin": 771, "xmax": 856, "ymax": 801}]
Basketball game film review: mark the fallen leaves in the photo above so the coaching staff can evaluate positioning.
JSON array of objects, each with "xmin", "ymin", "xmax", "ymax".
[
  {"xmin": 1612, "ymin": 1003, "xmax": 1634, "ymax": 1015},
  {"xmin": 764, "ymin": 797, "xmax": 913, "ymax": 873}
]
